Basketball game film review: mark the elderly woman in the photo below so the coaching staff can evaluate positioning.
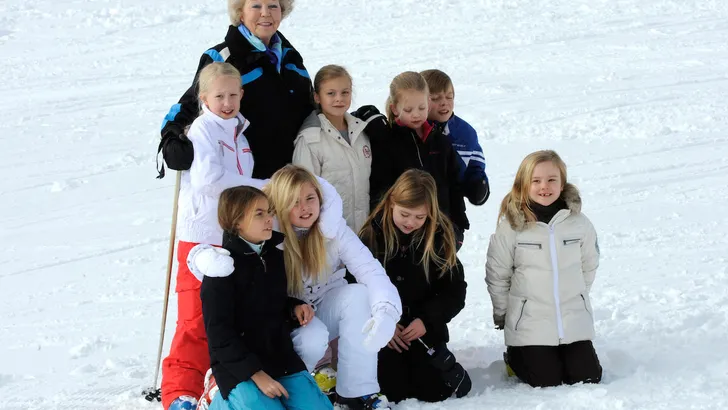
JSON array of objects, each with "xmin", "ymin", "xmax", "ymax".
[
  {"xmin": 159, "ymin": 0, "xmax": 313, "ymax": 179},
  {"xmin": 159, "ymin": 2, "xmax": 314, "ymax": 410}
]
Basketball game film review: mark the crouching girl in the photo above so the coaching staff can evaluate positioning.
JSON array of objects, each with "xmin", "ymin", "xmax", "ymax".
[
  {"xmin": 197, "ymin": 186, "xmax": 333, "ymax": 410},
  {"xmin": 485, "ymin": 150, "xmax": 602, "ymax": 387},
  {"xmin": 359, "ymin": 169, "xmax": 471, "ymax": 403}
]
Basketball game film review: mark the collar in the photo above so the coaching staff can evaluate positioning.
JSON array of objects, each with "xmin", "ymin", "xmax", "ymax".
[
  {"xmin": 223, "ymin": 231, "xmax": 284, "ymax": 255},
  {"xmin": 237, "ymin": 24, "xmax": 282, "ymax": 72},
  {"xmin": 200, "ymin": 104, "xmax": 249, "ymax": 135},
  {"xmin": 394, "ymin": 119, "xmax": 435, "ymax": 142}
]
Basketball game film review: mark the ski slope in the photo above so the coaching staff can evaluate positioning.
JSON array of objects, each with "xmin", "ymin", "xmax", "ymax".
[{"xmin": 1, "ymin": 0, "xmax": 727, "ymax": 408}]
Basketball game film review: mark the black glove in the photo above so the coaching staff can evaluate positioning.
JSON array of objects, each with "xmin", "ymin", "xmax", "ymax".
[
  {"xmin": 159, "ymin": 131, "xmax": 194, "ymax": 175},
  {"xmin": 351, "ymin": 104, "xmax": 382, "ymax": 121},
  {"xmin": 463, "ymin": 169, "xmax": 490, "ymax": 206},
  {"xmin": 493, "ymin": 314, "xmax": 505, "ymax": 330}
]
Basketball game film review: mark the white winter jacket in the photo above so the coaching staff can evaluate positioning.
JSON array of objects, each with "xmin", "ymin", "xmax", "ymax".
[
  {"xmin": 301, "ymin": 212, "xmax": 402, "ymax": 319},
  {"xmin": 177, "ymin": 106, "xmax": 265, "ymax": 245},
  {"xmin": 293, "ymin": 112, "xmax": 373, "ymax": 232},
  {"xmin": 485, "ymin": 185, "xmax": 600, "ymax": 347}
]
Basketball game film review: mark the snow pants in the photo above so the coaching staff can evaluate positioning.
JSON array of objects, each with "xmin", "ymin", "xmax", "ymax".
[
  {"xmin": 377, "ymin": 340, "xmax": 457, "ymax": 403},
  {"xmin": 290, "ymin": 283, "xmax": 379, "ymax": 399},
  {"xmin": 161, "ymin": 240, "xmax": 209, "ymax": 409},
  {"xmin": 507, "ymin": 340, "xmax": 602, "ymax": 387},
  {"xmin": 208, "ymin": 371, "xmax": 333, "ymax": 410}
]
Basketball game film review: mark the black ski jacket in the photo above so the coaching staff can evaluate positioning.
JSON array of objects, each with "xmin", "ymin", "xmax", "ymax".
[
  {"xmin": 159, "ymin": 26, "xmax": 314, "ymax": 178},
  {"xmin": 201, "ymin": 231, "xmax": 307, "ymax": 399}
]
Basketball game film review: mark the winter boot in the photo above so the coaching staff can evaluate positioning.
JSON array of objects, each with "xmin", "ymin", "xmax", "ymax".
[
  {"xmin": 168, "ymin": 395, "xmax": 198, "ymax": 410},
  {"xmin": 337, "ymin": 393, "xmax": 391, "ymax": 409},
  {"xmin": 504, "ymin": 352, "xmax": 516, "ymax": 377},
  {"xmin": 312, "ymin": 365, "xmax": 337, "ymax": 394},
  {"xmin": 197, "ymin": 369, "xmax": 219, "ymax": 410}
]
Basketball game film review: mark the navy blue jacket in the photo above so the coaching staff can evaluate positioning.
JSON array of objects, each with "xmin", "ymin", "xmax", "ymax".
[
  {"xmin": 158, "ymin": 26, "xmax": 314, "ymax": 178},
  {"xmin": 201, "ymin": 231, "xmax": 307, "ymax": 399},
  {"xmin": 433, "ymin": 114, "xmax": 490, "ymax": 205}
]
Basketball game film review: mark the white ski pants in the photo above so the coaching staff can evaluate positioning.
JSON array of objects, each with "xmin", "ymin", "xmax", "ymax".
[{"xmin": 291, "ymin": 283, "xmax": 379, "ymax": 398}]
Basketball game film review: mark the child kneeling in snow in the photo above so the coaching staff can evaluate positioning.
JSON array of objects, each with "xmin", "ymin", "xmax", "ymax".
[
  {"xmin": 359, "ymin": 169, "xmax": 471, "ymax": 402},
  {"xmin": 486, "ymin": 150, "xmax": 602, "ymax": 387},
  {"xmin": 193, "ymin": 186, "xmax": 333, "ymax": 410}
]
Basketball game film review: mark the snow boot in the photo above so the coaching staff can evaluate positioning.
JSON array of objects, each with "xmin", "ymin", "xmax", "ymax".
[
  {"xmin": 504, "ymin": 352, "xmax": 516, "ymax": 377},
  {"xmin": 168, "ymin": 395, "xmax": 198, "ymax": 410},
  {"xmin": 336, "ymin": 393, "xmax": 391, "ymax": 409}
]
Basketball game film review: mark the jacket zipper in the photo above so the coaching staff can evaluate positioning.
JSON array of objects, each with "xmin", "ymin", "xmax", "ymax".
[
  {"xmin": 410, "ymin": 134, "xmax": 424, "ymax": 167},
  {"xmin": 233, "ymin": 129, "xmax": 243, "ymax": 175},
  {"xmin": 515, "ymin": 299, "xmax": 527, "ymax": 331},
  {"xmin": 548, "ymin": 225, "xmax": 565, "ymax": 340},
  {"xmin": 581, "ymin": 294, "xmax": 592, "ymax": 319}
]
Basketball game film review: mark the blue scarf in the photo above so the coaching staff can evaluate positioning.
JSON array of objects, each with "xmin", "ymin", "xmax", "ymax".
[{"xmin": 238, "ymin": 25, "xmax": 282, "ymax": 73}]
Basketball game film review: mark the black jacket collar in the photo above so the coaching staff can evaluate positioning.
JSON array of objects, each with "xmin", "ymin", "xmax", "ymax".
[{"xmin": 222, "ymin": 231, "xmax": 284, "ymax": 256}]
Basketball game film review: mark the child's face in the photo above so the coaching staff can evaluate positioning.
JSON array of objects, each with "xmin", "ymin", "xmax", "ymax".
[
  {"xmin": 201, "ymin": 76, "xmax": 243, "ymax": 120},
  {"xmin": 392, "ymin": 90, "xmax": 428, "ymax": 130},
  {"xmin": 241, "ymin": 0, "xmax": 282, "ymax": 45},
  {"xmin": 288, "ymin": 182, "xmax": 321, "ymax": 229},
  {"xmin": 529, "ymin": 161, "xmax": 563, "ymax": 206},
  {"xmin": 428, "ymin": 86, "xmax": 454, "ymax": 123},
  {"xmin": 392, "ymin": 203, "xmax": 428, "ymax": 234},
  {"xmin": 314, "ymin": 77, "xmax": 352, "ymax": 119},
  {"xmin": 236, "ymin": 198, "xmax": 274, "ymax": 244}
]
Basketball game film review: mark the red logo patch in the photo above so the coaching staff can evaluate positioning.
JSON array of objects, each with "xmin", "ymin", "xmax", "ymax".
[{"xmin": 363, "ymin": 145, "xmax": 371, "ymax": 158}]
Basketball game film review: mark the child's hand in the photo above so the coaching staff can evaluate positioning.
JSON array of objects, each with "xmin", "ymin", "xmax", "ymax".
[
  {"xmin": 387, "ymin": 324, "xmax": 409, "ymax": 353},
  {"xmin": 400, "ymin": 318, "xmax": 427, "ymax": 342},
  {"xmin": 294, "ymin": 304, "xmax": 314, "ymax": 326},
  {"xmin": 251, "ymin": 370, "xmax": 289, "ymax": 399}
]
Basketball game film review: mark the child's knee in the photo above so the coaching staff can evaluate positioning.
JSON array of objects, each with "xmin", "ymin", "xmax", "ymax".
[{"xmin": 292, "ymin": 318, "xmax": 329, "ymax": 365}]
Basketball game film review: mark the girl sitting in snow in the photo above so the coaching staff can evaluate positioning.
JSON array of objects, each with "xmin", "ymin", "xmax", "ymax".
[
  {"xmin": 265, "ymin": 164, "xmax": 402, "ymax": 410},
  {"xmin": 359, "ymin": 169, "xmax": 471, "ymax": 403},
  {"xmin": 485, "ymin": 150, "xmax": 602, "ymax": 387},
  {"xmin": 196, "ymin": 186, "xmax": 333, "ymax": 410}
]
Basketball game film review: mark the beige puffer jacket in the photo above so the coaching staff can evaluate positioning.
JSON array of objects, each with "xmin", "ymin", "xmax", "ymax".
[
  {"xmin": 485, "ymin": 184, "xmax": 600, "ymax": 347},
  {"xmin": 293, "ymin": 111, "xmax": 373, "ymax": 232}
]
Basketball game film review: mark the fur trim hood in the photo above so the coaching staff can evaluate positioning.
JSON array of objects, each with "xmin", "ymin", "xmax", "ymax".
[{"xmin": 506, "ymin": 183, "xmax": 582, "ymax": 231}]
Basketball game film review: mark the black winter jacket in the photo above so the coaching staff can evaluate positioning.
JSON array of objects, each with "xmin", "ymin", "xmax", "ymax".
[
  {"xmin": 200, "ymin": 232, "xmax": 307, "ymax": 399},
  {"xmin": 159, "ymin": 26, "xmax": 314, "ymax": 178},
  {"xmin": 361, "ymin": 216, "xmax": 467, "ymax": 343},
  {"xmin": 363, "ymin": 115, "xmax": 469, "ymax": 232}
]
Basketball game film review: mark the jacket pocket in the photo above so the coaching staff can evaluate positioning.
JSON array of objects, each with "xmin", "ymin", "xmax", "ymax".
[
  {"xmin": 581, "ymin": 294, "xmax": 593, "ymax": 320},
  {"xmin": 515, "ymin": 299, "xmax": 527, "ymax": 331},
  {"xmin": 516, "ymin": 242, "xmax": 542, "ymax": 250},
  {"xmin": 563, "ymin": 238, "xmax": 581, "ymax": 246}
]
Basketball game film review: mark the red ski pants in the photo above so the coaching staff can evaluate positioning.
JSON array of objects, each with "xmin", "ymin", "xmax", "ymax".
[{"xmin": 161, "ymin": 241, "xmax": 209, "ymax": 409}]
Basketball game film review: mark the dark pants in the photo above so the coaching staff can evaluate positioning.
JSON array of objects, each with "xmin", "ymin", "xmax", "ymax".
[
  {"xmin": 507, "ymin": 340, "xmax": 602, "ymax": 388},
  {"xmin": 377, "ymin": 341, "xmax": 455, "ymax": 403}
]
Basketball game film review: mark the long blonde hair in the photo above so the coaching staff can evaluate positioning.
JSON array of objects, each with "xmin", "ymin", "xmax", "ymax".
[
  {"xmin": 385, "ymin": 71, "xmax": 429, "ymax": 123},
  {"xmin": 499, "ymin": 150, "xmax": 568, "ymax": 228},
  {"xmin": 360, "ymin": 169, "xmax": 457, "ymax": 282},
  {"xmin": 265, "ymin": 165, "xmax": 328, "ymax": 296}
]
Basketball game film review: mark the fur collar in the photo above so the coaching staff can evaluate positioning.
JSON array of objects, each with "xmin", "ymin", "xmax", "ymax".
[{"xmin": 506, "ymin": 183, "xmax": 582, "ymax": 231}]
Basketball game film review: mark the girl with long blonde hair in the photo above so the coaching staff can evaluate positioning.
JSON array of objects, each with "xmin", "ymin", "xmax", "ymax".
[
  {"xmin": 265, "ymin": 165, "xmax": 402, "ymax": 410},
  {"xmin": 486, "ymin": 150, "xmax": 602, "ymax": 388},
  {"xmin": 359, "ymin": 169, "xmax": 470, "ymax": 403}
]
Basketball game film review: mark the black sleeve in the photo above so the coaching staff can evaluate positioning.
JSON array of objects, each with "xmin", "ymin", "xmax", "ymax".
[
  {"xmin": 158, "ymin": 53, "xmax": 215, "ymax": 174},
  {"xmin": 443, "ymin": 139, "xmax": 470, "ymax": 230},
  {"xmin": 418, "ymin": 259, "xmax": 467, "ymax": 331},
  {"xmin": 286, "ymin": 297, "xmax": 307, "ymax": 325},
  {"xmin": 367, "ymin": 117, "xmax": 398, "ymax": 211},
  {"xmin": 201, "ymin": 275, "xmax": 262, "ymax": 383}
]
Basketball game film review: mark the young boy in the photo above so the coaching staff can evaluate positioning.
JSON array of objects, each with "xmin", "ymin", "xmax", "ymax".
[{"xmin": 420, "ymin": 69, "xmax": 490, "ymax": 206}]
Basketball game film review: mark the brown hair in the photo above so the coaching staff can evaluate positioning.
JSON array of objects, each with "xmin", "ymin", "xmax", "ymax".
[
  {"xmin": 385, "ymin": 71, "xmax": 429, "ymax": 123},
  {"xmin": 359, "ymin": 169, "xmax": 458, "ymax": 282},
  {"xmin": 218, "ymin": 186, "xmax": 269, "ymax": 235},
  {"xmin": 313, "ymin": 64, "xmax": 352, "ymax": 93},
  {"xmin": 498, "ymin": 150, "xmax": 568, "ymax": 228},
  {"xmin": 420, "ymin": 69, "xmax": 454, "ymax": 95},
  {"xmin": 265, "ymin": 165, "xmax": 328, "ymax": 296}
]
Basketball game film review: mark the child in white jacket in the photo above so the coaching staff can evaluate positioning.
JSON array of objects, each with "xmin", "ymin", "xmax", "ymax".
[{"xmin": 485, "ymin": 150, "xmax": 602, "ymax": 388}]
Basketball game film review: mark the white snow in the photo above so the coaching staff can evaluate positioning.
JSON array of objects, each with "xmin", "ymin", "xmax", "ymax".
[{"xmin": 1, "ymin": 0, "xmax": 727, "ymax": 408}]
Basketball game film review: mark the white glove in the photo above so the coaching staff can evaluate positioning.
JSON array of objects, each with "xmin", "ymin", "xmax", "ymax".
[
  {"xmin": 361, "ymin": 305, "xmax": 399, "ymax": 352},
  {"xmin": 187, "ymin": 244, "xmax": 234, "ymax": 282}
]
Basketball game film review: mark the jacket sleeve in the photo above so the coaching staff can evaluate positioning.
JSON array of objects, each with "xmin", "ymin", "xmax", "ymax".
[
  {"xmin": 160, "ymin": 52, "xmax": 215, "ymax": 172},
  {"xmin": 201, "ymin": 275, "xmax": 262, "ymax": 383},
  {"xmin": 418, "ymin": 259, "xmax": 467, "ymax": 332},
  {"xmin": 485, "ymin": 223, "xmax": 516, "ymax": 317},
  {"xmin": 365, "ymin": 116, "xmax": 397, "ymax": 211},
  {"xmin": 460, "ymin": 124, "xmax": 490, "ymax": 205},
  {"xmin": 292, "ymin": 137, "xmax": 322, "ymax": 176},
  {"xmin": 581, "ymin": 216, "xmax": 600, "ymax": 293},
  {"xmin": 443, "ymin": 138, "xmax": 470, "ymax": 231},
  {"xmin": 187, "ymin": 123, "xmax": 266, "ymax": 199},
  {"xmin": 336, "ymin": 221, "xmax": 402, "ymax": 318}
]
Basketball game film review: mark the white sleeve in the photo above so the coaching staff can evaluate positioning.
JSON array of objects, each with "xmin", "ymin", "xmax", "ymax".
[
  {"xmin": 187, "ymin": 123, "xmax": 266, "ymax": 198},
  {"xmin": 336, "ymin": 222, "xmax": 402, "ymax": 318},
  {"xmin": 485, "ymin": 223, "xmax": 516, "ymax": 317},
  {"xmin": 292, "ymin": 137, "xmax": 322, "ymax": 176},
  {"xmin": 581, "ymin": 216, "xmax": 600, "ymax": 293},
  {"xmin": 316, "ymin": 176, "xmax": 344, "ymax": 239}
]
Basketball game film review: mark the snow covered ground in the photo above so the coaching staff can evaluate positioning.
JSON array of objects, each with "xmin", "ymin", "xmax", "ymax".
[{"xmin": 1, "ymin": 0, "xmax": 727, "ymax": 408}]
